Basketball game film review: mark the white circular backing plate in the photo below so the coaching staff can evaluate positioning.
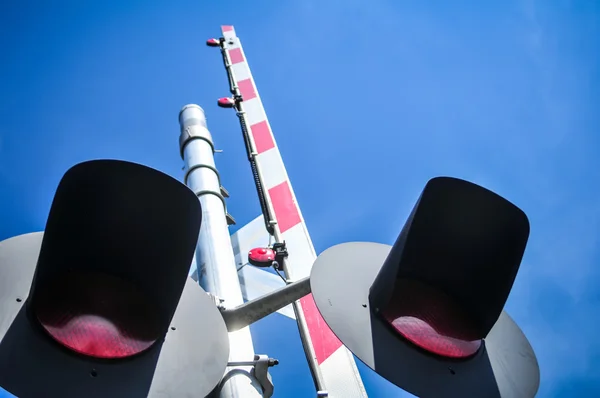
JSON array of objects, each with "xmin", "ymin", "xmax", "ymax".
[
  {"xmin": 0, "ymin": 232, "xmax": 230, "ymax": 398},
  {"xmin": 310, "ymin": 242, "xmax": 540, "ymax": 398}
]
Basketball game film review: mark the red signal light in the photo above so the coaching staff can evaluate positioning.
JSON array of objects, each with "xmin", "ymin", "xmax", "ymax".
[
  {"xmin": 381, "ymin": 279, "xmax": 482, "ymax": 359},
  {"xmin": 217, "ymin": 97, "xmax": 236, "ymax": 108},
  {"xmin": 33, "ymin": 271, "xmax": 162, "ymax": 359},
  {"xmin": 206, "ymin": 38, "xmax": 220, "ymax": 47},
  {"xmin": 248, "ymin": 247, "xmax": 275, "ymax": 267}
]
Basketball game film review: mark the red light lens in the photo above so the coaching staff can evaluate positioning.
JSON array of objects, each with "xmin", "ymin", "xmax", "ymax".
[
  {"xmin": 217, "ymin": 97, "xmax": 235, "ymax": 108},
  {"xmin": 381, "ymin": 279, "xmax": 482, "ymax": 359},
  {"xmin": 206, "ymin": 38, "xmax": 220, "ymax": 47},
  {"xmin": 248, "ymin": 247, "xmax": 276, "ymax": 267},
  {"xmin": 34, "ymin": 271, "xmax": 162, "ymax": 359}
]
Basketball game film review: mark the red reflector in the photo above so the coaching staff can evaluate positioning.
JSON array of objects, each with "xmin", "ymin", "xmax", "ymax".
[
  {"xmin": 217, "ymin": 97, "xmax": 235, "ymax": 108},
  {"xmin": 381, "ymin": 279, "xmax": 482, "ymax": 359},
  {"xmin": 33, "ymin": 271, "xmax": 162, "ymax": 359},
  {"xmin": 248, "ymin": 247, "xmax": 275, "ymax": 267},
  {"xmin": 206, "ymin": 38, "xmax": 220, "ymax": 47}
]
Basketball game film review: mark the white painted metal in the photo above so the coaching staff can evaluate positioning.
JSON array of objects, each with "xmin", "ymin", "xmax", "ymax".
[
  {"xmin": 218, "ymin": 25, "xmax": 368, "ymax": 397},
  {"xmin": 179, "ymin": 104, "xmax": 263, "ymax": 398}
]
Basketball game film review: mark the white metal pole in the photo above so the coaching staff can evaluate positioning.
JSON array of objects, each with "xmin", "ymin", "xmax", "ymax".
[{"xmin": 179, "ymin": 104, "xmax": 263, "ymax": 398}]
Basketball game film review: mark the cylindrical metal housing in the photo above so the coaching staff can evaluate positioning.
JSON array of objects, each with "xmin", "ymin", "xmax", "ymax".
[{"xmin": 179, "ymin": 104, "xmax": 263, "ymax": 398}]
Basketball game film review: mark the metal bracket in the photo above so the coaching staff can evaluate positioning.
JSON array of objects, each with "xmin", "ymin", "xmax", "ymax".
[
  {"xmin": 228, "ymin": 355, "xmax": 279, "ymax": 398},
  {"xmin": 226, "ymin": 212, "xmax": 236, "ymax": 226},
  {"xmin": 220, "ymin": 185, "xmax": 230, "ymax": 198},
  {"xmin": 219, "ymin": 276, "xmax": 310, "ymax": 332},
  {"xmin": 206, "ymin": 292, "xmax": 225, "ymax": 309},
  {"xmin": 271, "ymin": 241, "xmax": 288, "ymax": 271}
]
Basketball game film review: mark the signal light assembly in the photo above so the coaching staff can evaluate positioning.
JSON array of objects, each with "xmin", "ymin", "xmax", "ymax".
[
  {"xmin": 310, "ymin": 177, "xmax": 541, "ymax": 398},
  {"xmin": 25, "ymin": 160, "xmax": 198, "ymax": 363},
  {"xmin": 0, "ymin": 160, "xmax": 231, "ymax": 398}
]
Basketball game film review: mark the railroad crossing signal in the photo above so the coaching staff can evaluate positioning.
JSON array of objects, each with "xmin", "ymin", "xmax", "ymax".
[
  {"xmin": 0, "ymin": 160, "xmax": 230, "ymax": 398},
  {"xmin": 310, "ymin": 177, "xmax": 540, "ymax": 398}
]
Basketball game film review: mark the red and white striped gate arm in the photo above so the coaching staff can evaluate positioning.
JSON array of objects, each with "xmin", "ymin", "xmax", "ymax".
[{"xmin": 216, "ymin": 25, "xmax": 368, "ymax": 398}]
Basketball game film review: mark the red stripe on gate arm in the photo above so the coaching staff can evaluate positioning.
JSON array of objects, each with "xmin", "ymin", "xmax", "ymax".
[
  {"xmin": 228, "ymin": 48, "xmax": 244, "ymax": 65},
  {"xmin": 222, "ymin": 25, "xmax": 234, "ymax": 32},
  {"xmin": 250, "ymin": 121, "xmax": 275, "ymax": 154},
  {"xmin": 238, "ymin": 79, "xmax": 257, "ymax": 101},
  {"xmin": 269, "ymin": 182, "xmax": 302, "ymax": 233},
  {"xmin": 300, "ymin": 294, "xmax": 343, "ymax": 364}
]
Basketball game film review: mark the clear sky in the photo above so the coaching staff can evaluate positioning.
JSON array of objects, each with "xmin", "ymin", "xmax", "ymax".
[{"xmin": 1, "ymin": 1, "xmax": 599, "ymax": 397}]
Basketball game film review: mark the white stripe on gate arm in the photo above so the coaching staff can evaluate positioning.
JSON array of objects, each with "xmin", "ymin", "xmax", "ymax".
[{"xmin": 221, "ymin": 25, "xmax": 368, "ymax": 398}]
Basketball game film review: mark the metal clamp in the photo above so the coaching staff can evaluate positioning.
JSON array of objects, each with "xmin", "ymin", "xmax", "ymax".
[
  {"xmin": 271, "ymin": 242, "xmax": 288, "ymax": 271},
  {"xmin": 219, "ymin": 277, "xmax": 310, "ymax": 332},
  {"xmin": 228, "ymin": 355, "xmax": 279, "ymax": 398},
  {"xmin": 206, "ymin": 292, "xmax": 224, "ymax": 309}
]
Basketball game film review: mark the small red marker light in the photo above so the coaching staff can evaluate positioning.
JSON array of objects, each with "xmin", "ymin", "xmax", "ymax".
[
  {"xmin": 217, "ymin": 97, "xmax": 236, "ymax": 108},
  {"xmin": 381, "ymin": 279, "xmax": 482, "ymax": 359},
  {"xmin": 206, "ymin": 38, "xmax": 220, "ymax": 47},
  {"xmin": 248, "ymin": 247, "xmax": 276, "ymax": 267}
]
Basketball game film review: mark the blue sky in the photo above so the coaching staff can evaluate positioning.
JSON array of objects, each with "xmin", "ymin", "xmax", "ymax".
[{"xmin": 1, "ymin": 1, "xmax": 599, "ymax": 397}]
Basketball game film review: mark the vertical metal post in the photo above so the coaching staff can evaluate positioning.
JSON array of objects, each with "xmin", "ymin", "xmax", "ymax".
[{"xmin": 179, "ymin": 104, "xmax": 264, "ymax": 398}]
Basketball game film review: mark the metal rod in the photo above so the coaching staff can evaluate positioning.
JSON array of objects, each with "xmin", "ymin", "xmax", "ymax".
[{"xmin": 221, "ymin": 276, "xmax": 311, "ymax": 332}]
